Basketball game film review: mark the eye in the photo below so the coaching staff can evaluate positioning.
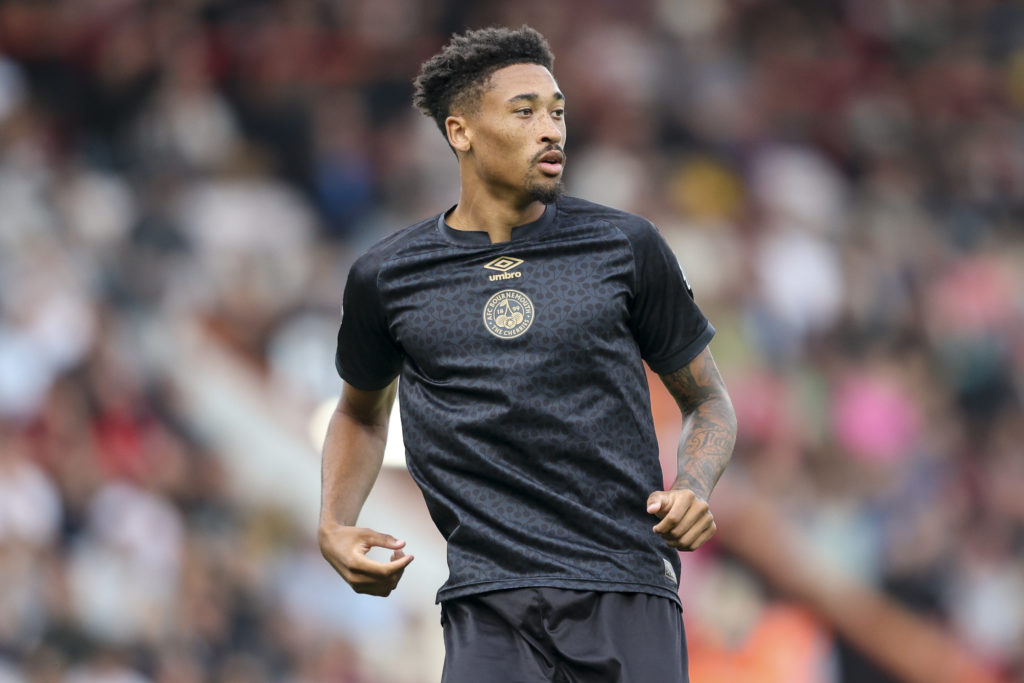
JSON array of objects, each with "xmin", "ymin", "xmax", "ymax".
[
  {"xmin": 515, "ymin": 108, "xmax": 533, "ymax": 117},
  {"xmin": 552, "ymin": 108, "xmax": 565, "ymax": 119}
]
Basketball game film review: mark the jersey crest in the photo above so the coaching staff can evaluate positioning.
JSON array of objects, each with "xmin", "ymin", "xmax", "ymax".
[{"xmin": 482, "ymin": 289, "xmax": 535, "ymax": 339}]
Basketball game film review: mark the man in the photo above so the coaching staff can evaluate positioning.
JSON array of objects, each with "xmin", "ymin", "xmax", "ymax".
[{"xmin": 319, "ymin": 25, "xmax": 736, "ymax": 682}]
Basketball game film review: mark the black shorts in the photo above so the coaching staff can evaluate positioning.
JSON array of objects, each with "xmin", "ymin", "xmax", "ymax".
[{"xmin": 440, "ymin": 587, "xmax": 689, "ymax": 683}]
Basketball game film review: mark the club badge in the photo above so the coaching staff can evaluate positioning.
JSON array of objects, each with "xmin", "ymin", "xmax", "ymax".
[{"xmin": 482, "ymin": 289, "xmax": 535, "ymax": 339}]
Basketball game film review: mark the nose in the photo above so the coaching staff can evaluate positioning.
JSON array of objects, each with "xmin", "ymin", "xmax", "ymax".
[{"xmin": 539, "ymin": 115, "xmax": 563, "ymax": 146}]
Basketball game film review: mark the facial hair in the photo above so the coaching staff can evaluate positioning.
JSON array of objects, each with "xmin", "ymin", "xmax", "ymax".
[
  {"xmin": 527, "ymin": 177, "xmax": 564, "ymax": 205},
  {"xmin": 525, "ymin": 146, "xmax": 565, "ymax": 204}
]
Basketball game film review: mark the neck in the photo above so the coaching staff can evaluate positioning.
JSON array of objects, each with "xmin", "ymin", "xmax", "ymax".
[{"xmin": 447, "ymin": 186, "xmax": 546, "ymax": 243}]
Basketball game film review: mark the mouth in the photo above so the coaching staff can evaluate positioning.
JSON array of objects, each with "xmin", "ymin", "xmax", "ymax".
[{"xmin": 536, "ymin": 149, "xmax": 565, "ymax": 176}]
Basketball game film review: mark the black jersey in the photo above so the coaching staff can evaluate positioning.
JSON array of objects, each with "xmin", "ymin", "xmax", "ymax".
[{"xmin": 335, "ymin": 196, "xmax": 715, "ymax": 605}]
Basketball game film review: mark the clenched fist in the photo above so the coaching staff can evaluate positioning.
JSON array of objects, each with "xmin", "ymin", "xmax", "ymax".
[{"xmin": 646, "ymin": 489, "xmax": 717, "ymax": 551}]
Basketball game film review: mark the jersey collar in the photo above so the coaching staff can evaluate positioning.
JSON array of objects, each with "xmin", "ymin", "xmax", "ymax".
[{"xmin": 437, "ymin": 202, "xmax": 557, "ymax": 246}]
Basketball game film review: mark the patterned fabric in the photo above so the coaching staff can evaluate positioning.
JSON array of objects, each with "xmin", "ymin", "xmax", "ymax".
[{"xmin": 336, "ymin": 196, "xmax": 714, "ymax": 604}]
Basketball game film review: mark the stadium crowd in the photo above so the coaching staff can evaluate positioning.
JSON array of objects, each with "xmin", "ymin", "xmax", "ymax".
[{"xmin": 0, "ymin": 0, "xmax": 1021, "ymax": 681}]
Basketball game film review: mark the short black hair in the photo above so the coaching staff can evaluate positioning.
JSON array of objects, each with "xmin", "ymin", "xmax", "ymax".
[{"xmin": 413, "ymin": 25, "xmax": 555, "ymax": 136}]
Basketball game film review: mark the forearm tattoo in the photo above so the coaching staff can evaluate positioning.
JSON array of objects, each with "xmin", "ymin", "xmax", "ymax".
[{"xmin": 659, "ymin": 349, "xmax": 737, "ymax": 500}]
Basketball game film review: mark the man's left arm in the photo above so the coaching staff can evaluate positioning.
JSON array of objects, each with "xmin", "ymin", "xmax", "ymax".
[{"xmin": 647, "ymin": 346, "xmax": 737, "ymax": 550}]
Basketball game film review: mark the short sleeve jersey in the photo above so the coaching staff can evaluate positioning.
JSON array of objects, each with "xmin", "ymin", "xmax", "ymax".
[{"xmin": 336, "ymin": 196, "xmax": 715, "ymax": 605}]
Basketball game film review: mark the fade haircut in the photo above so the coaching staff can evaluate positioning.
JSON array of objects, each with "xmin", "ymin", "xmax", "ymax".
[{"xmin": 413, "ymin": 25, "xmax": 555, "ymax": 137}]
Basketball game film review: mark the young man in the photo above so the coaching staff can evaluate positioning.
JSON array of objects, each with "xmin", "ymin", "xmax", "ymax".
[{"xmin": 319, "ymin": 26, "xmax": 736, "ymax": 682}]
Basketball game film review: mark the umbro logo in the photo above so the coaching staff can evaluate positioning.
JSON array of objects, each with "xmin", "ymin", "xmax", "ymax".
[{"xmin": 484, "ymin": 257, "xmax": 524, "ymax": 281}]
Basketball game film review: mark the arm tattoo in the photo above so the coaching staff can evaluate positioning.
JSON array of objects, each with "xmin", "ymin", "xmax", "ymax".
[{"xmin": 659, "ymin": 348, "xmax": 737, "ymax": 500}]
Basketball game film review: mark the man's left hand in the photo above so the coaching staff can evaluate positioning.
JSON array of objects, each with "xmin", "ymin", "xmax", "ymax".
[{"xmin": 646, "ymin": 489, "xmax": 717, "ymax": 551}]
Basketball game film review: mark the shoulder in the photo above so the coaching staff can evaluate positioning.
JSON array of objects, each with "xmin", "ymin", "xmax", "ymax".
[
  {"xmin": 556, "ymin": 196, "xmax": 659, "ymax": 244},
  {"xmin": 556, "ymin": 198, "xmax": 683, "ymax": 287},
  {"xmin": 347, "ymin": 215, "xmax": 441, "ymax": 283}
]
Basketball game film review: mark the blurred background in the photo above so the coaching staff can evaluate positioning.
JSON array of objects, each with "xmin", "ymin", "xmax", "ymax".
[{"xmin": 0, "ymin": 0, "xmax": 1022, "ymax": 681}]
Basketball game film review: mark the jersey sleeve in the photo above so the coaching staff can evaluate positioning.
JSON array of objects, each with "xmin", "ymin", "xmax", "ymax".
[
  {"xmin": 628, "ymin": 220, "xmax": 715, "ymax": 374},
  {"xmin": 334, "ymin": 254, "xmax": 403, "ymax": 390}
]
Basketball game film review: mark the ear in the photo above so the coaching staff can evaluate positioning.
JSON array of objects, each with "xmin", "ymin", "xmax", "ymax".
[{"xmin": 445, "ymin": 115, "xmax": 472, "ymax": 153}]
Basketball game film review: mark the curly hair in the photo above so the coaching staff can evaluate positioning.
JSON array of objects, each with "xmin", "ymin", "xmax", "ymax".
[{"xmin": 413, "ymin": 25, "xmax": 555, "ymax": 137}]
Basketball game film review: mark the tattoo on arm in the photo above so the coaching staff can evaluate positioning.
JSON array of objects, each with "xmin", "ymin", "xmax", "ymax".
[{"xmin": 659, "ymin": 348, "xmax": 737, "ymax": 500}]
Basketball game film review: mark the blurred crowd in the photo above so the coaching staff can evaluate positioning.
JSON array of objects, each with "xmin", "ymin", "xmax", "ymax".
[{"xmin": 0, "ymin": 0, "xmax": 1022, "ymax": 681}]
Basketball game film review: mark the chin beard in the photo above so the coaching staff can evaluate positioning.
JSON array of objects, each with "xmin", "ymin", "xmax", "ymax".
[{"xmin": 528, "ymin": 178, "xmax": 565, "ymax": 205}]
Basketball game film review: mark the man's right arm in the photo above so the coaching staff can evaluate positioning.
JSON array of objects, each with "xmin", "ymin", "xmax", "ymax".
[{"xmin": 318, "ymin": 379, "xmax": 413, "ymax": 597}]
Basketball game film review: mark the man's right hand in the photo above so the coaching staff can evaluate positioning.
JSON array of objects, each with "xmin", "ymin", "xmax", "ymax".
[{"xmin": 318, "ymin": 523, "xmax": 414, "ymax": 597}]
